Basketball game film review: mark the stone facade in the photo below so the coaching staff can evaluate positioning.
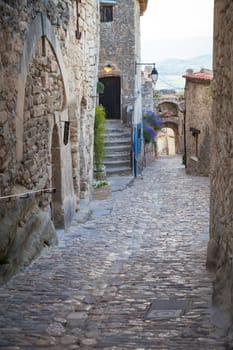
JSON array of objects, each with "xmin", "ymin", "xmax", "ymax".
[
  {"xmin": 183, "ymin": 71, "xmax": 212, "ymax": 176},
  {"xmin": 0, "ymin": 0, "xmax": 99, "ymax": 281},
  {"xmin": 207, "ymin": 0, "xmax": 233, "ymax": 328}
]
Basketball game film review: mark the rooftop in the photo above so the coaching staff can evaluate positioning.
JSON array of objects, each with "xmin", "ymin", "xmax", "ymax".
[
  {"xmin": 183, "ymin": 70, "xmax": 213, "ymax": 82},
  {"xmin": 139, "ymin": 0, "xmax": 148, "ymax": 15}
]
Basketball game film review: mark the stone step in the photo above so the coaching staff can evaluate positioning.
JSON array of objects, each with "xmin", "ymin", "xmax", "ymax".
[
  {"xmin": 106, "ymin": 166, "xmax": 132, "ymax": 176},
  {"xmin": 105, "ymin": 152, "xmax": 130, "ymax": 161},
  {"xmin": 104, "ymin": 159, "xmax": 131, "ymax": 169},
  {"xmin": 105, "ymin": 144, "xmax": 131, "ymax": 153},
  {"xmin": 105, "ymin": 131, "xmax": 131, "ymax": 138},
  {"xmin": 104, "ymin": 120, "xmax": 132, "ymax": 176},
  {"xmin": 105, "ymin": 120, "xmax": 130, "ymax": 130},
  {"xmin": 105, "ymin": 138, "xmax": 131, "ymax": 147}
]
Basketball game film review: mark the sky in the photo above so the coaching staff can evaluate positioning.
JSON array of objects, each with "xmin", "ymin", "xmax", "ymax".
[{"xmin": 140, "ymin": 0, "xmax": 214, "ymax": 62}]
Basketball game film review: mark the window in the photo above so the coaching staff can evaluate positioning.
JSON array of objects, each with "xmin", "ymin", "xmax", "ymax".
[
  {"xmin": 190, "ymin": 127, "xmax": 200, "ymax": 160},
  {"xmin": 100, "ymin": 5, "xmax": 113, "ymax": 22}
]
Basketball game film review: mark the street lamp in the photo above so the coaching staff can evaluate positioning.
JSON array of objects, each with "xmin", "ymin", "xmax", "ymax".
[{"xmin": 135, "ymin": 62, "xmax": 159, "ymax": 84}]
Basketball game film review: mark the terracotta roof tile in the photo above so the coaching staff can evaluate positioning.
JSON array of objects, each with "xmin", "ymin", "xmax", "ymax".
[
  {"xmin": 139, "ymin": 0, "xmax": 148, "ymax": 14},
  {"xmin": 182, "ymin": 72, "xmax": 213, "ymax": 82}
]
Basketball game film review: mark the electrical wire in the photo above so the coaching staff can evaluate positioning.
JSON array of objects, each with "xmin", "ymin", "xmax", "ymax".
[{"xmin": 157, "ymin": 75, "xmax": 184, "ymax": 91}]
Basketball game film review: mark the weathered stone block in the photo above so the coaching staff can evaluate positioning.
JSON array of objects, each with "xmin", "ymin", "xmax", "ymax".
[
  {"xmin": 0, "ymin": 111, "xmax": 7, "ymax": 124},
  {"xmin": 33, "ymin": 105, "xmax": 45, "ymax": 117}
]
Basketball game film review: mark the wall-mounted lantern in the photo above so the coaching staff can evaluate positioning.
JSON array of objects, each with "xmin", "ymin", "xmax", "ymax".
[
  {"xmin": 103, "ymin": 64, "xmax": 113, "ymax": 73},
  {"xmin": 135, "ymin": 62, "xmax": 159, "ymax": 84}
]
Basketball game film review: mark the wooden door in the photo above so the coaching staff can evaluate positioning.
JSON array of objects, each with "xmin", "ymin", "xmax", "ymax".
[{"xmin": 99, "ymin": 76, "xmax": 121, "ymax": 119}]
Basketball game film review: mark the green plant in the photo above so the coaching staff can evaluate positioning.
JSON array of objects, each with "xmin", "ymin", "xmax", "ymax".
[
  {"xmin": 208, "ymin": 82, "xmax": 213, "ymax": 97},
  {"xmin": 177, "ymin": 91, "xmax": 185, "ymax": 100},
  {"xmin": 93, "ymin": 179, "xmax": 109, "ymax": 188},
  {"xmin": 182, "ymin": 153, "xmax": 186, "ymax": 165},
  {"xmin": 0, "ymin": 256, "xmax": 10, "ymax": 265},
  {"xmin": 97, "ymin": 81, "xmax": 105, "ymax": 94},
  {"xmin": 153, "ymin": 92, "xmax": 161, "ymax": 98},
  {"xmin": 94, "ymin": 105, "xmax": 107, "ymax": 174}
]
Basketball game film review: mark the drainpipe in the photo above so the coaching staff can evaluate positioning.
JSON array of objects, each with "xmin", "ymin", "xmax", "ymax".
[
  {"xmin": 133, "ymin": 125, "xmax": 138, "ymax": 177},
  {"xmin": 183, "ymin": 104, "xmax": 187, "ymax": 167}
]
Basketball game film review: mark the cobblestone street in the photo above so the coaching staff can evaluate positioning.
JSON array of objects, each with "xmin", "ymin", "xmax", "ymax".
[{"xmin": 0, "ymin": 156, "xmax": 228, "ymax": 349}]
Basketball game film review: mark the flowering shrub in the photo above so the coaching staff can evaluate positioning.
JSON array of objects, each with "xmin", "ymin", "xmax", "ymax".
[{"xmin": 143, "ymin": 110, "xmax": 162, "ymax": 143}]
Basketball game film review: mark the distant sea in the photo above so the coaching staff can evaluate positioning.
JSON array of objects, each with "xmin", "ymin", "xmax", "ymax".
[{"xmin": 155, "ymin": 54, "xmax": 213, "ymax": 91}]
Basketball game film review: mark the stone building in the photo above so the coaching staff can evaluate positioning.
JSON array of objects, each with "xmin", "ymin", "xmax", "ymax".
[
  {"xmin": 98, "ymin": 0, "xmax": 149, "ymax": 175},
  {"xmin": 183, "ymin": 70, "xmax": 213, "ymax": 176},
  {"xmin": 207, "ymin": 0, "xmax": 233, "ymax": 328},
  {"xmin": 141, "ymin": 70, "xmax": 153, "ymax": 112},
  {"xmin": 0, "ymin": 0, "xmax": 99, "ymax": 280}
]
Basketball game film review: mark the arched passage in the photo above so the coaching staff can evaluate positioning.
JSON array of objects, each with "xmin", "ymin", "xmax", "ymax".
[
  {"xmin": 160, "ymin": 121, "xmax": 179, "ymax": 154},
  {"xmin": 157, "ymin": 127, "xmax": 176, "ymax": 156},
  {"xmin": 156, "ymin": 99, "xmax": 183, "ymax": 154},
  {"xmin": 157, "ymin": 101, "xmax": 178, "ymax": 117}
]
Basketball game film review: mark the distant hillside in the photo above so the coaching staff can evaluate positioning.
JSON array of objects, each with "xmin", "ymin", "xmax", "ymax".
[{"xmin": 156, "ymin": 54, "xmax": 212, "ymax": 91}]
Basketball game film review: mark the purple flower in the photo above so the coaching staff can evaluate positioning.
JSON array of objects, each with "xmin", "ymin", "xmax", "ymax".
[{"xmin": 143, "ymin": 110, "xmax": 162, "ymax": 143}]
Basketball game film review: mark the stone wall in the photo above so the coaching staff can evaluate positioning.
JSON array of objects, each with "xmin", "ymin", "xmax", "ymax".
[
  {"xmin": 183, "ymin": 75, "xmax": 212, "ymax": 176},
  {"xmin": 0, "ymin": 0, "xmax": 99, "ymax": 281},
  {"xmin": 207, "ymin": 0, "xmax": 233, "ymax": 325},
  {"xmin": 143, "ymin": 142, "xmax": 157, "ymax": 167},
  {"xmin": 142, "ymin": 79, "xmax": 153, "ymax": 112}
]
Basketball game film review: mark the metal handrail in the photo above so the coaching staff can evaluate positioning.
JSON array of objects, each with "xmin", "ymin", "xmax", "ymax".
[{"xmin": 0, "ymin": 188, "xmax": 56, "ymax": 201}]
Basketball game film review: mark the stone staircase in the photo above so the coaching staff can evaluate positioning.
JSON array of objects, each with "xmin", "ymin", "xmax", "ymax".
[{"xmin": 104, "ymin": 120, "xmax": 132, "ymax": 176}]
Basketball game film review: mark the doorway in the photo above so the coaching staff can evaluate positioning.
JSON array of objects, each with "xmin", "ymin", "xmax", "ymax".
[{"xmin": 99, "ymin": 76, "xmax": 121, "ymax": 119}]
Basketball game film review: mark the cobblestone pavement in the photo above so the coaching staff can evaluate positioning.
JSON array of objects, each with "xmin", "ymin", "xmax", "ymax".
[{"xmin": 0, "ymin": 156, "xmax": 229, "ymax": 349}]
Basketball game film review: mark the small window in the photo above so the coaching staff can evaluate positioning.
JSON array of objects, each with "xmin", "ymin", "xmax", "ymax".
[
  {"xmin": 190, "ymin": 127, "xmax": 200, "ymax": 159},
  {"xmin": 100, "ymin": 5, "xmax": 113, "ymax": 22}
]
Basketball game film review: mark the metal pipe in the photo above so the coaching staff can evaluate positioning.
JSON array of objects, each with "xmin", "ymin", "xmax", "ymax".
[{"xmin": 0, "ymin": 188, "xmax": 56, "ymax": 201}]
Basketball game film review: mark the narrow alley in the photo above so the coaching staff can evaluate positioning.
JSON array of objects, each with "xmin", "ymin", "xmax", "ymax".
[{"xmin": 0, "ymin": 156, "xmax": 228, "ymax": 349}]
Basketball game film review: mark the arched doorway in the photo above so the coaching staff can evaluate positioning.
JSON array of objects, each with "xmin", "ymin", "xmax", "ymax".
[
  {"xmin": 51, "ymin": 124, "xmax": 63, "ymax": 228},
  {"xmin": 99, "ymin": 76, "xmax": 121, "ymax": 119},
  {"xmin": 15, "ymin": 12, "xmax": 69, "ymax": 161},
  {"xmin": 19, "ymin": 36, "xmax": 65, "ymax": 229},
  {"xmin": 157, "ymin": 127, "xmax": 176, "ymax": 156}
]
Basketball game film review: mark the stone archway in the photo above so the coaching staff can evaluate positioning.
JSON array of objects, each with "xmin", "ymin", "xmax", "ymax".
[
  {"xmin": 15, "ymin": 12, "xmax": 69, "ymax": 161},
  {"xmin": 157, "ymin": 127, "xmax": 176, "ymax": 156},
  {"xmin": 16, "ymin": 36, "xmax": 65, "ymax": 227},
  {"xmin": 156, "ymin": 99, "xmax": 184, "ymax": 154},
  {"xmin": 161, "ymin": 121, "xmax": 179, "ymax": 154}
]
